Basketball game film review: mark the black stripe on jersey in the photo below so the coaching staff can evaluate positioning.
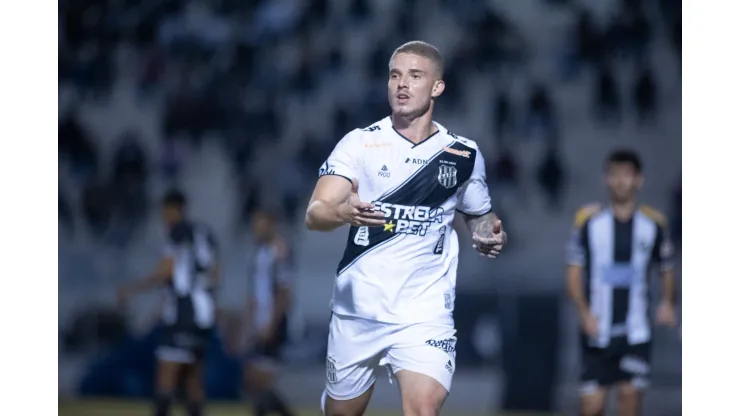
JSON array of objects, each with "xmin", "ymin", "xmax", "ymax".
[
  {"xmin": 336, "ymin": 140, "xmax": 477, "ymax": 274},
  {"xmin": 612, "ymin": 217, "xmax": 634, "ymax": 325}
]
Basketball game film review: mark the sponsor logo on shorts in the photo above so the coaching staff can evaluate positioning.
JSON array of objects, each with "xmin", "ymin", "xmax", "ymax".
[
  {"xmin": 620, "ymin": 356, "xmax": 650, "ymax": 376},
  {"xmin": 445, "ymin": 360, "xmax": 453, "ymax": 374},
  {"xmin": 326, "ymin": 356, "xmax": 338, "ymax": 383},
  {"xmin": 425, "ymin": 338, "xmax": 457, "ymax": 355}
]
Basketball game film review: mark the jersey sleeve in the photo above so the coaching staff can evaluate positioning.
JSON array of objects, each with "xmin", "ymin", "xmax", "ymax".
[
  {"xmin": 566, "ymin": 206, "xmax": 594, "ymax": 267},
  {"xmin": 652, "ymin": 222, "xmax": 676, "ymax": 272},
  {"xmin": 456, "ymin": 150, "xmax": 492, "ymax": 216},
  {"xmin": 318, "ymin": 131, "xmax": 360, "ymax": 182},
  {"xmin": 274, "ymin": 245, "xmax": 295, "ymax": 288}
]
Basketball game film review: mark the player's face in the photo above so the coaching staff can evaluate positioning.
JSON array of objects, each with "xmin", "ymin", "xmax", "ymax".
[
  {"xmin": 161, "ymin": 205, "xmax": 182, "ymax": 226},
  {"xmin": 388, "ymin": 53, "xmax": 444, "ymax": 117},
  {"xmin": 605, "ymin": 163, "xmax": 643, "ymax": 202}
]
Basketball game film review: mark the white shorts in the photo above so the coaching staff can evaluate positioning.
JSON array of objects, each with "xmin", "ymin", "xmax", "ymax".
[{"xmin": 325, "ymin": 313, "xmax": 457, "ymax": 401}]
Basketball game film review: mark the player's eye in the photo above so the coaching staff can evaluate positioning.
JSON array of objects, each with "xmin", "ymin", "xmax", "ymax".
[{"xmin": 412, "ymin": 74, "xmax": 421, "ymax": 79}]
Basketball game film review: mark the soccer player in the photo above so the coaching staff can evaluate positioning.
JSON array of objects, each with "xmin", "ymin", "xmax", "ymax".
[
  {"xmin": 118, "ymin": 190, "xmax": 219, "ymax": 416},
  {"xmin": 566, "ymin": 150, "xmax": 678, "ymax": 416},
  {"xmin": 305, "ymin": 41, "xmax": 507, "ymax": 416},
  {"xmin": 242, "ymin": 209, "xmax": 296, "ymax": 416}
]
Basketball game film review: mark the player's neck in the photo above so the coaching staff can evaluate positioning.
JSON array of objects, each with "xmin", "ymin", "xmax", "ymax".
[
  {"xmin": 610, "ymin": 199, "xmax": 637, "ymax": 221},
  {"xmin": 391, "ymin": 111, "xmax": 436, "ymax": 144}
]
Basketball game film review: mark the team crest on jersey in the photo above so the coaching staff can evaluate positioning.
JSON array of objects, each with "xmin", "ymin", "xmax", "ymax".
[{"xmin": 438, "ymin": 165, "xmax": 458, "ymax": 188}]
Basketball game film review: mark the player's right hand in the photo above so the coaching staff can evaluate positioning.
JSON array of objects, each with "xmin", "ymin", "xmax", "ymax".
[
  {"xmin": 580, "ymin": 312, "xmax": 600, "ymax": 339},
  {"xmin": 340, "ymin": 179, "xmax": 387, "ymax": 227}
]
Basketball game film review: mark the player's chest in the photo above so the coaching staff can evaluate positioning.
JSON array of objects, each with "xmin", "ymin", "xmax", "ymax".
[{"xmin": 358, "ymin": 144, "xmax": 469, "ymax": 198}]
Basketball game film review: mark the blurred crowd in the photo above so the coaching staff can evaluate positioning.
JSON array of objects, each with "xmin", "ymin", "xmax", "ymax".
[{"xmin": 58, "ymin": 0, "xmax": 682, "ymax": 248}]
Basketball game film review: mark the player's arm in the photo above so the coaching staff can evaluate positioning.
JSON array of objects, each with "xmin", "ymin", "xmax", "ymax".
[
  {"xmin": 654, "ymin": 221, "xmax": 677, "ymax": 306},
  {"xmin": 305, "ymin": 175, "xmax": 354, "ymax": 231},
  {"xmin": 262, "ymin": 240, "xmax": 294, "ymax": 340},
  {"xmin": 305, "ymin": 133, "xmax": 385, "ymax": 231},
  {"xmin": 204, "ymin": 230, "xmax": 220, "ymax": 288},
  {"xmin": 650, "ymin": 211, "xmax": 678, "ymax": 327},
  {"xmin": 118, "ymin": 257, "xmax": 173, "ymax": 302},
  {"xmin": 456, "ymin": 150, "xmax": 506, "ymax": 257},
  {"xmin": 565, "ymin": 205, "xmax": 601, "ymax": 337}
]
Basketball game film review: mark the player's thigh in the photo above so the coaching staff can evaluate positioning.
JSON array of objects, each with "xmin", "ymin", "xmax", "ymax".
[
  {"xmin": 324, "ymin": 385, "xmax": 375, "ymax": 416},
  {"xmin": 182, "ymin": 359, "xmax": 206, "ymax": 400},
  {"xmin": 155, "ymin": 359, "xmax": 183, "ymax": 392},
  {"xmin": 395, "ymin": 370, "xmax": 448, "ymax": 415},
  {"xmin": 579, "ymin": 388, "xmax": 608, "ymax": 416},
  {"xmin": 324, "ymin": 314, "xmax": 387, "ymax": 407},
  {"xmin": 386, "ymin": 323, "xmax": 456, "ymax": 413}
]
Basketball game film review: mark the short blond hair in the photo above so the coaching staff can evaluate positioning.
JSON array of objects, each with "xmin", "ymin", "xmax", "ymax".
[{"xmin": 389, "ymin": 40, "xmax": 444, "ymax": 79}]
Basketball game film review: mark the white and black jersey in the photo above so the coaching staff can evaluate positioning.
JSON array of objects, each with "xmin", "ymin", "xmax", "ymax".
[
  {"xmin": 249, "ymin": 242, "xmax": 293, "ymax": 357},
  {"xmin": 567, "ymin": 205, "xmax": 676, "ymax": 348},
  {"xmin": 319, "ymin": 116, "xmax": 492, "ymax": 324},
  {"xmin": 161, "ymin": 221, "xmax": 218, "ymax": 331}
]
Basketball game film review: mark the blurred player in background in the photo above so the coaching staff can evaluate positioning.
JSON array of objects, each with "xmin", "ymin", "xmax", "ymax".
[
  {"xmin": 305, "ymin": 40, "xmax": 507, "ymax": 416},
  {"xmin": 566, "ymin": 150, "xmax": 677, "ymax": 416},
  {"xmin": 242, "ymin": 209, "xmax": 296, "ymax": 416},
  {"xmin": 118, "ymin": 190, "xmax": 219, "ymax": 416}
]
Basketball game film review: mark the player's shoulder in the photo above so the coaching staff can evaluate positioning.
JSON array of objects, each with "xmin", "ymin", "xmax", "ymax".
[
  {"xmin": 573, "ymin": 202, "xmax": 605, "ymax": 228},
  {"xmin": 638, "ymin": 204, "xmax": 668, "ymax": 228},
  {"xmin": 339, "ymin": 117, "xmax": 392, "ymax": 149},
  {"xmin": 438, "ymin": 124, "xmax": 480, "ymax": 151}
]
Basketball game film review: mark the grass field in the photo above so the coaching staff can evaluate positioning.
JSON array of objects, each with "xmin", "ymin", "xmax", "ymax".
[{"xmin": 58, "ymin": 399, "xmax": 558, "ymax": 416}]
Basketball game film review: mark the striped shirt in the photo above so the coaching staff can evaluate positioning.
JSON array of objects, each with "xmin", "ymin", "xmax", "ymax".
[
  {"xmin": 250, "ymin": 242, "xmax": 294, "ymax": 331},
  {"xmin": 566, "ymin": 205, "xmax": 675, "ymax": 347},
  {"xmin": 161, "ymin": 220, "xmax": 218, "ymax": 330}
]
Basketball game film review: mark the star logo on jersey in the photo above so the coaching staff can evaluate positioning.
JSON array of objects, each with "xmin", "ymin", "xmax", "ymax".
[
  {"xmin": 378, "ymin": 164, "xmax": 391, "ymax": 178},
  {"xmin": 383, "ymin": 221, "xmax": 396, "ymax": 232}
]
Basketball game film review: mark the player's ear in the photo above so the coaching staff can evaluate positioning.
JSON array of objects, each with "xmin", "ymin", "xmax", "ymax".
[{"xmin": 432, "ymin": 79, "xmax": 445, "ymax": 98}]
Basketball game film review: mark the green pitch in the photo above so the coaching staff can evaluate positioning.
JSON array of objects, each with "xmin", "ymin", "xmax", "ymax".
[{"xmin": 58, "ymin": 399, "xmax": 558, "ymax": 416}]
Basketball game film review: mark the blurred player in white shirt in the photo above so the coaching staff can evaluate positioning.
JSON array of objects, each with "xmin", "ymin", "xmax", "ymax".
[{"xmin": 305, "ymin": 41, "xmax": 508, "ymax": 416}]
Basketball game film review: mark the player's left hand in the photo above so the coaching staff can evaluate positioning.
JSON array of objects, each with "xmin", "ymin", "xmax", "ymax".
[
  {"xmin": 655, "ymin": 301, "xmax": 677, "ymax": 328},
  {"xmin": 472, "ymin": 220, "xmax": 507, "ymax": 258}
]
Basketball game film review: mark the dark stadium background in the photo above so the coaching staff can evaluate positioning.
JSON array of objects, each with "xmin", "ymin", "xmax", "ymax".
[{"xmin": 58, "ymin": 0, "xmax": 682, "ymax": 414}]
